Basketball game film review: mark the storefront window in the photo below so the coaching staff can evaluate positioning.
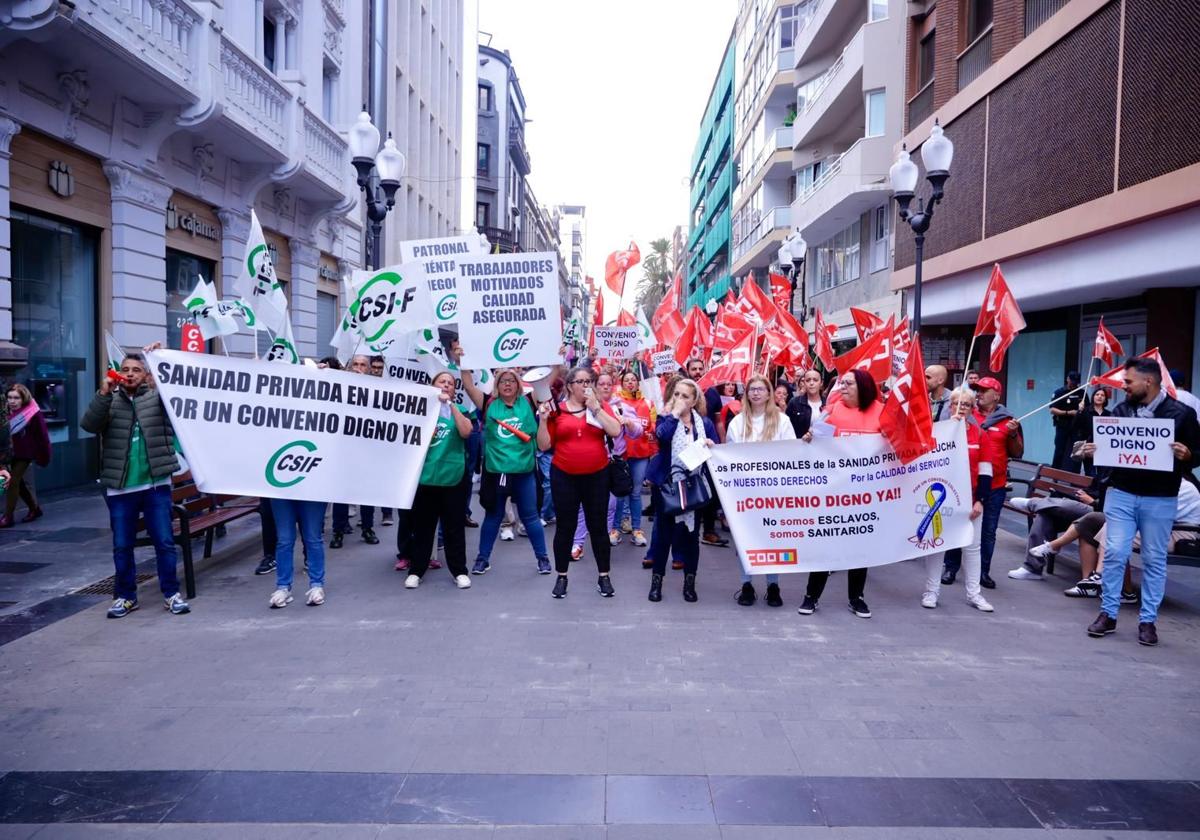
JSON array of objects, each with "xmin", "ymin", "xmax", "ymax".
[
  {"xmin": 10, "ymin": 209, "xmax": 99, "ymax": 490},
  {"xmin": 166, "ymin": 249, "xmax": 217, "ymax": 351},
  {"xmin": 317, "ymin": 291, "xmax": 338, "ymax": 358}
]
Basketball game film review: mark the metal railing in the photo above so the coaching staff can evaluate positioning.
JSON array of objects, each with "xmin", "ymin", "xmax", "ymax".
[
  {"xmin": 732, "ymin": 206, "xmax": 789, "ymax": 263},
  {"xmin": 1025, "ymin": 0, "xmax": 1068, "ymax": 35},
  {"xmin": 956, "ymin": 27, "xmax": 993, "ymax": 90},
  {"xmin": 907, "ymin": 81, "xmax": 934, "ymax": 129}
]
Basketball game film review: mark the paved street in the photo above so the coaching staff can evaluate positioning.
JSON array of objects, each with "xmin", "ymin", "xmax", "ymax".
[{"xmin": 1, "ymin": 490, "xmax": 1199, "ymax": 837}]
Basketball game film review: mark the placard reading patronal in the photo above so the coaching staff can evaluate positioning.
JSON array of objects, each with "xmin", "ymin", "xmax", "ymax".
[
  {"xmin": 1093, "ymin": 416, "xmax": 1176, "ymax": 472},
  {"xmin": 455, "ymin": 252, "xmax": 563, "ymax": 369},
  {"xmin": 397, "ymin": 235, "xmax": 489, "ymax": 327},
  {"xmin": 592, "ymin": 326, "xmax": 640, "ymax": 360}
]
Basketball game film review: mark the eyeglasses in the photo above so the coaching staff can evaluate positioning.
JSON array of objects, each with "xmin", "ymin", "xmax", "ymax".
[
  {"xmin": 571, "ymin": 379, "xmax": 594, "ymax": 386},
  {"xmin": 747, "ymin": 386, "xmax": 769, "ymax": 394}
]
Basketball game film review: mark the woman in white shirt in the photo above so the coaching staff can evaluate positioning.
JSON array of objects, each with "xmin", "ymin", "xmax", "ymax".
[{"xmin": 726, "ymin": 374, "xmax": 797, "ymax": 608}]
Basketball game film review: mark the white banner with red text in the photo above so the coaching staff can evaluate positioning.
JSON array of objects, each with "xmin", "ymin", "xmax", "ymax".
[
  {"xmin": 708, "ymin": 420, "xmax": 973, "ymax": 574},
  {"xmin": 147, "ymin": 350, "xmax": 440, "ymax": 509}
]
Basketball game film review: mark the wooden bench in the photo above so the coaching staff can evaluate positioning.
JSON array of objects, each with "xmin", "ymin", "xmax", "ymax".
[
  {"xmin": 1004, "ymin": 462, "xmax": 1097, "ymax": 575},
  {"xmin": 135, "ymin": 471, "xmax": 260, "ymax": 598}
]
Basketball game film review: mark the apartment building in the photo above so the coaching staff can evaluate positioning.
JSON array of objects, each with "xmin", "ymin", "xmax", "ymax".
[
  {"xmin": 789, "ymin": 0, "xmax": 906, "ymax": 339},
  {"xmin": 894, "ymin": 0, "xmax": 1199, "ymax": 460},
  {"xmin": 685, "ymin": 31, "xmax": 736, "ymax": 311},
  {"xmin": 474, "ymin": 43, "xmax": 530, "ymax": 254},
  {"xmin": 0, "ymin": 0, "xmax": 365, "ymax": 489},
  {"xmin": 557, "ymin": 204, "xmax": 587, "ymax": 322}
]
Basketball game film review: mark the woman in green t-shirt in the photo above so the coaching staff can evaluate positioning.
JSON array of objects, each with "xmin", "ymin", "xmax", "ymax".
[
  {"xmin": 461, "ymin": 366, "xmax": 551, "ymax": 575},
  {"xmin": 403, "ymin": 372, "xmax": 475, "ymax": 590}
]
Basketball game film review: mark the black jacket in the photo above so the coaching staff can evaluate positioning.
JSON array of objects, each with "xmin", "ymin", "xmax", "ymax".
[
  {"xmin": 1085, "ymin": 394, "xmax": 1200, "ymax": 498},
  {"xmin": 784, "ymin": 396, "xmax": 814, "ymax": 438}
]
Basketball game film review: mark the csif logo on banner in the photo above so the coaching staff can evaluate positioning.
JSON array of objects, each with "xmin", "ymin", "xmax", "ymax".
[
  {"xmin": 265, "ymin": 440, "xmax": 323, "ymax": 488},
  {"xmin": 436, "ymin": 293, "xmax": 457, "ymax": 321},
  {"xmin": 493, "ymin": 328, "xmax": 529, "ymax": 363}
]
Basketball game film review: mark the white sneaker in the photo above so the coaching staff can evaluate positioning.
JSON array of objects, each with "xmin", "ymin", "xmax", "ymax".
[
  {"xmin": 967, "ymin": 594, "xmax": 995, "ymax": 612},
  {"xmin": 499, "ymin": 526, "xmax": 515, "ymax": 541},
  {"xmin": 1007, "ymin": 497, "xmax": 1034, "ymax": 513},
  {"xmin": 1008, "ymin": 566, "xmax": 1043, "ymax": 580},
  {"xmin": 921, "ymin": 592, "xmax": 938, "ymax": 609},
  {"xmin": 1028, "ymin": 541, "xmax": 1056, "ymax": 559},
  {"xmin": 516, "ymin": 522, "xmax": 527, "ymax": 537},
  {"xmin": 455, "ymin": 574, "xmax": 472, "ymax": 589},
  {"xmin": 269, "ymin": 588, "xmax": 293, "ymax": 609},
  {"xmin": 305, "ymin": 586, "xmax": 325, "ymax": 606},
  {"xmin": 404, "ymin": 574, "xmax": 421, "ymax": 589}
]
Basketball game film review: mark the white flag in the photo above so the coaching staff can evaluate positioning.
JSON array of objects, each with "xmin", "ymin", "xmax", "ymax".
[
  {"xmin": 635, "ymin": 305, "xmax": 655, "ymax": 350},
  {"xmin": 345, "ymin": 263, "xmax": 436, "ymax": 356},
  {"xmin": 184, "ymin": 276, "xmax": 240, "ymax": 340},
  {"xmin": 265, "ymin": 317, "xmax": 300, "ymax": 364},
  {"xmin": 330, "ymin": 275, "xmax": 363, "ymax": 363},
  {"xmin": 233, "ymin": 210, "xmax": 288, "ymax": 334}
]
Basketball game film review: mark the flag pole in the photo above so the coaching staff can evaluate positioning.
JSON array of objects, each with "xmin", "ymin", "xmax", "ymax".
[
  {"xmin": 961, "ymin": 333, "xmax": 979, "ymax": 386},
  {"xmin": 1013, "ymin": 380, "xmax": 1090, "ymax": 424}
]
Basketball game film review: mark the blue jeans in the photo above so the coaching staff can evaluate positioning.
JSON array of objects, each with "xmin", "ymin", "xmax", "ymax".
[
  {"xmin": 609, "ymin": 457, "xmax": 649, "ymax": 531},
  {"xmin": 945, "ymin": 486, "xmax": 1005, "ymax": 578},
  {"xmin": 271, "ymin": 498, "xmax": 328, "ymax": 589},
  {"xmin": 1101, "ymin": 488, "xmax": 1173, "ymax": 623},
  {"xmin": 478, "ymin": 470, "xmax": 548, "ymax": 561},
  {"xmin": 105, "ymin": 485, "xmax": 178, "ymax": 601},
  {"xmin": 537, "ymin": 450, "xmax": 555, "ymax": 521}
]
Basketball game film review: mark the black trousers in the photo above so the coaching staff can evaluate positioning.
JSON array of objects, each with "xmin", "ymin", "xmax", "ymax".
[
  {"xmin": 550, "ymin": 465, "xmax": 610, "ymax": 574},
  {"xmin": 259, "ymin": 497, "xmax": 277, "ymax": 557},
  {"xmin": 806, "ymin": 568, "xmax": 867, "ymax": 601},
  {"xmin": 395, "ymin": 506, "xmax": 415, "ymax": 558},
  {"xmin": 649, "ymin": 488, "xmax": 701, "ymax": 576},
  {"xmin": 407, "ymin": 476, "xmax": 469, "ymax": 578}
]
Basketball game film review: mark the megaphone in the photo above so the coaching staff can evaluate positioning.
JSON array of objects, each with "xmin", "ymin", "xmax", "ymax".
[{"xmin": 522, "ymin": 366, "xmax": 555, "ymax": 403}]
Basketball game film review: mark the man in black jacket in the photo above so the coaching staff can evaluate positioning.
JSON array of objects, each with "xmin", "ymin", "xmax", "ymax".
[{"xmin": 1080, "ymin": 358, "xmax": 1200, "ymax": 646}]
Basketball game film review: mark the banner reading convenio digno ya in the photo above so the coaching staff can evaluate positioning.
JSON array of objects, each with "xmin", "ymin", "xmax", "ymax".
[
  {"xmin": 148, "ymin": 350, "xmax": 440, "ymax": 509},
  {"xmin": 709, "ymin": 420, "xmax": 973, "ymax": 575}
]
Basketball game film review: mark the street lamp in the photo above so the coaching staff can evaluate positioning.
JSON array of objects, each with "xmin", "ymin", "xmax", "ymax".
[
  {"xmin": 777, "ymin": 231, "xmax": 807, "ymax": 320},
  {"xmin": 349, "ymin": 108, "xmax": 406, "ymax": 270},
  {"xmin": 889, "ymin": 119, "xmax": 954, "ymax": 336}
]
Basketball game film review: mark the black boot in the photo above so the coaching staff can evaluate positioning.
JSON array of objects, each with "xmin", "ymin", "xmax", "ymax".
[
  {"xmin": 329, "ymin": 532, "xmax": 344, "ymax": 549},
  {"xmin": 737, "ymin": 582, "xmax": 756, "ymax": 606},
  {"xmin": 766, "ymin": 583, "xmax": 783, "ymax": 607},
  {"xmin": 648, "ymin": 573, "xmax": 663, "ymax": 602},
  {"xmin": 683, "ymin": 574, "xmax": 698, "ymax": 603}
]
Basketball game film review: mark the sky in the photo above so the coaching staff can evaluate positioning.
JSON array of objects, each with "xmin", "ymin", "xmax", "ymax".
[{"xmin": 476, "ymin": 0, "xmax": 737, "ymax": 313}]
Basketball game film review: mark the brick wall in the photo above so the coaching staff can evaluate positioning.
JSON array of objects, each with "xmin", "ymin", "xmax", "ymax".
[
  {"xmin": 932, "ymin": 3, "xmax": 961, "ymax": 112},
  {"xmin": 991, "ymin": 0, "xmax": 1026, "ymax": 62}
]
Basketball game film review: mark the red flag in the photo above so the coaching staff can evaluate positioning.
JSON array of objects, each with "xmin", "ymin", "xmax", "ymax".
[
  {"xmin": 592, "ymin": 291, "xmax": 605, "ymax": 327},
  {"xmin": 768, "ymin": 272, "xmax": 791, "ymax": 312},
  {"xmin": 1091, "ymin": 348, "xmax": 1177, "ymax": 399},
  {"xmin": 850, "ymin": 307, "xmax": 886, "ymax": 343},
  {"xmin": 692, "ymin": 305, "xmax": 713, "ymax": 351},
  {"xmin": 653, "ymin": 271, "xmax": 684, "ymax": 341},
  {"xmin": 1093, "ymin": 318, "xmax": 1124, "ymax": 368},
  {"xmin": 604, "ymin": 241, "xmax": 641, "ymax": 297},
  {"xmin": 698, "ymin": 329, "xmax": 756, "ymax": 390},
  {"xmin": 673, "ymin": 306, "xmax": 706, "ymax": 367},
  {"xmin": 813, "ymin": 308, "xmax": 836, "ymax": 371},
  {"xmin": 616, "ymin": 309, "xmax": 636, "ymax": 327},
  {"xmin": 734, "ymin": 276, "xmax": 779, "ymax": 326},
  {"xmin": 833, "ymin": 316, "xmax": 894, "ymax": 383},
  {"xmin": 775, "ymin": 306, "xmax": 810, "ymax": 353},
  {"xmin": 713, "ymin": 305, "xmax": 755, "ymax": 353},
  {"xmin": 880, "ymin": 336, "xmax": 936, "ymax": 465},
  {"xmin": 724, "ymin": 287, "xmax": 736, "ymax": 308},
  {"xmin": 973, "ymin": 263, "xmax": 1026, "ymax": 370},
  {"xmin": 891, "ymin": 317, "xmax": 913, "ymax": 377}
]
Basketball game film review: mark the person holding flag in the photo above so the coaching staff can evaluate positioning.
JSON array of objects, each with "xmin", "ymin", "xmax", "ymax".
[{"xmin": 1049, "ymin": 371, "xmax": 1082, "ymax": 470}]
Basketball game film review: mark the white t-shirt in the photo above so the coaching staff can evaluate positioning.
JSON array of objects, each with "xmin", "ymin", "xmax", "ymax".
[
  {"xmin": 1176, "ymin": 479, "xmax": 1200, "ymax": 526},
  {"xmin": 726, "ymin": 411, "xmax": 797, "ymax": 444}
]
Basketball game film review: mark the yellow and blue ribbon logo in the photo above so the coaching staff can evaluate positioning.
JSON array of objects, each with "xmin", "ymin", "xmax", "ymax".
[{"xmin": 915, "ymin": 482, "xmax": 948, "ymax": 543}]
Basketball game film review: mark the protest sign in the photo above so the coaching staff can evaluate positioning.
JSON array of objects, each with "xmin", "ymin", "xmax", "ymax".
[
  {"xmin": 592, "ymin": 325, "xmax": 640, "ymax": 359},
  {"xmin": 651, "ymin": 350, "xmax": 677, "ymax": 375},
  {"xmin": 148, "ymin": 350, "xmax": 439, "ymax": 508},
  {"xmin": 455, "ymin": 252, "xmax": 563, "ymax": 368},
  {"xmin": 709, "ymin": 420, "xmax": 973, "ymax": 574},
  {"xmin": 384, "ymin": 356, "xmax": 477, "ymax": 416},
  {"xmin": 1092, "ymin": 416, "xmax": 1175, "ymax": 471},
  {"xmin": 398, "ymin": 235, "xmax": 488, "ymax": 326},
  {"xmin": 340, "ymin": 263, "xmax": 437, "ymax": 356}
]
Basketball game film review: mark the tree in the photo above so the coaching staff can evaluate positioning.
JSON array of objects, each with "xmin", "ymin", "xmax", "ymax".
[{"xmin": 635, "ymin": 237, "xmax": 674, "ymax": 313}]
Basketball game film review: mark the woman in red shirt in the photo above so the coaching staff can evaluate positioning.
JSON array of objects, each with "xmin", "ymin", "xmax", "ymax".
[
  {"xmin": 537, "ymin": 366, "xmax": 622, "ymax": 599},
  {"xmin": 798, "ymin": 369, "xmax": 881, "ymax": 619}
]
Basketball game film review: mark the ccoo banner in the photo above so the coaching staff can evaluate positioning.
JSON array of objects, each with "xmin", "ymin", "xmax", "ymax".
[
  {"xmin": 708, "ymin": 420, "xmax": 973, "ymax": 574},
  {"xmin": 455, "ymin": 252, "xmax": 563, "ymax": 369},
  {"xmin": 148, "ymin": 349, "xmax": 440, "ymax": 509}
]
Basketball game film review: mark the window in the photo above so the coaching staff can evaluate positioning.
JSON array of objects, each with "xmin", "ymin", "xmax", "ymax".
[
  {"xmin": 476, "ymin": 143, "xmax": 490, "ymax": 176},
  {"xmin": 477, "ymin": 83, "xmax": 493, "ymax": 111},
  {"xmin": 917, "ymin": 31, "xmax": 936, "ymax": 89},
  {"xmin": 263, "ymin": 16, "xmax": 276, "ymax": 72},
  {"xmin": 869, "ymin": 0, "xmax": 888, "ymax": 21},
  {"xmin": 865, "ymin": 89, "xmax": 886, "ymax": 137},
  {"xmin": 476, "ymin": 202, "xmax": 489, "ymax": 229},
  {"xmin": 814, "ymin": 220, "xmax": 861, "ymax": 292},
  {"xmin": 166, "ymin": 249, "xmax": 216, "ymax": 352},
  {"xmin": 317, "ymin": 290, "xmax": 338, "ymax": 354},
  {"xmin": 966, "ymin": 0, "xmax": 993, "ymax": 41},
  {"xmin": 321, "ymin": 68, "xmax": 336, "ymax": 123},
  {"xmin": 870, "ymin": 206, "xmax": 890, "ymax": 273}
]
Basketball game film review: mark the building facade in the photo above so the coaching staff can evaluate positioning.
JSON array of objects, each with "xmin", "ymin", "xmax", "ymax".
[
  {"xmin": 728, "ymin": 1, "xmax": 799, "ymax": 290},
  {"xmin": 894, "ymin": 0, "xmax": 1200, "ymax": 462},
  {"xmin": 557, "ymin": 204, "xmax": 587, "ymax": 322},
  {"xmin": 685, "ymin": 32, "xmax": 735, "ymax": 311},
  {"xmin": 789, "ymin": 0, "xmax": 906, "ymax": 339},
  {"xmin": 0, "ymin": 0, "xmax": 365, "ymax": 490},
  {"xmin": 474, "ymin": 43, "xmax": 529, "ymax": 254}
]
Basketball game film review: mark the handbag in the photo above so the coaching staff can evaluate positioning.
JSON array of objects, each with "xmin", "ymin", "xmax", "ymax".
[
  {"xmin": 658, "ymin": 469, "xmax": 713, "ymax": 517},
  {"xmin": 606, "ymin": 435, "xmax": 633, "ymax": 498}
]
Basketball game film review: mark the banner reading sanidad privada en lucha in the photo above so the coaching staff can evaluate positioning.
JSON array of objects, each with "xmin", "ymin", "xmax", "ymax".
[
  {"xmin": 147, "ymin": 349, "xmax": 439, "ymax": 509},
  {"xmin": 708, "ymin": 420, "xmax": 973, "ymax": 575},
  {"xmin": 455, "ymin": 252, "xmax": 564, "ymax": 369}
]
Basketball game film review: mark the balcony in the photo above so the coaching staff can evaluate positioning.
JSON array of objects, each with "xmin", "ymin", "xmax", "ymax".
[
  {"xmin": 299, "ymin": 108, "xmax": 350, "ymax": 199},
  {"xmin": 956, "ymin": 27, "xmax": 993, "ymax": 90},
  {"xmin": 907, "ymin": 81, "xmax": 934, "ymax": 131},
  {"xmin": 75, "ymin": 0, "xmax": 204, "ymax": 96},
  {"xmin": 794, "ymin": 0, "xmax": 867, "ymax": 73},
  {"xmin": 734, "ymin": 125, "xmax": 794, "ymax": 207},
  {"xmin": 219, "ymin": 34, "xmax": 291, "ymax": 156},
  {"xmin": 508, "ymin": 123, "xmax": 531, "ymax": 176},
  {"xmin": 792, "ymin": 24, "xmax": 865, "ymax": 148},
  {"xmin": 731, "ymin": 206, "xmax": 790, "ymax": 272},
  {"xmin": 703, "ymin": 207, "xmax": 731, "ymax": 264},
  {"xmin": 791, "ymin": 135, "xmax": 892, "ymax": 245}
]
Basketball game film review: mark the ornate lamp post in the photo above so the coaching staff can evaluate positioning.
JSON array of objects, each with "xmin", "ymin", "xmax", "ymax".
[
  {"xmin": 349, "ymin": 108, "xmax": 406, "ymax": 270},
  {"xmin": 889, "ymin": 120, "xmax": 954, "ymax": 336},
  {"xmin": 777, "ymin": 231, "xmax": 807, "ymax": 320}
]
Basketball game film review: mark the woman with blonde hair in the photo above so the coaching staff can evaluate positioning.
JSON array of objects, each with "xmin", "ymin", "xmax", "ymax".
[{"xmin": 726, "ymin": 374, "xmax": 796, "ymax": 607}]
